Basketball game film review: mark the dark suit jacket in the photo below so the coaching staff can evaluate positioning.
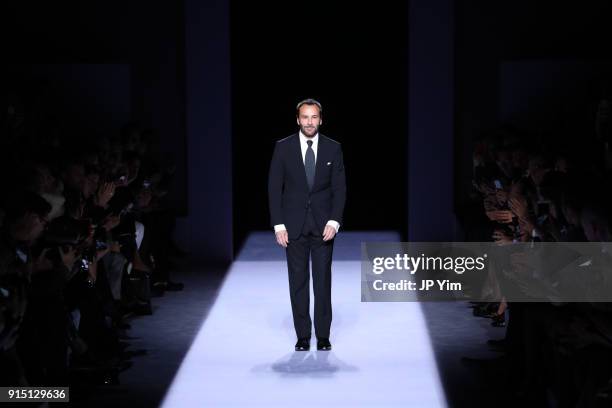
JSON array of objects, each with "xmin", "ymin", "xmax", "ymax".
[{"xmin": 268, "ymin": 133, "xmax": 346, "ymax": 240}]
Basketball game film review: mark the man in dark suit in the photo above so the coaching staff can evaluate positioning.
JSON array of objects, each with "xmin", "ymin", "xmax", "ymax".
[{"xmin": 268, "ymin": 98, "xmax": 346, "ymax": 351}]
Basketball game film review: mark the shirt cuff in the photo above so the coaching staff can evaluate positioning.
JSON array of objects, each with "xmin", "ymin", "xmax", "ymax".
[
  {"xmin": 326, "ymin": 220, "xmax": 340, "ymax": 233},
  {"xmin": 274, "ymin": 224, "xmax": 287, "ymax": 233}
]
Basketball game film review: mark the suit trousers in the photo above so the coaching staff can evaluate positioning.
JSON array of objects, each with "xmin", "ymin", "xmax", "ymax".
[{"xmin": 285, "ymin": 208, "xmax": 334, "ymax": 340}]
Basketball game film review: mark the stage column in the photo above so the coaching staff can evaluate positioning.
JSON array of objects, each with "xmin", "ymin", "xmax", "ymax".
[
  {"xmin": 408, "ymin": 0, "xmax": 456, "ymax": 241},
  {"xmin": 183, "ymin": 0, "xmax": 233, "ymax": 263}
]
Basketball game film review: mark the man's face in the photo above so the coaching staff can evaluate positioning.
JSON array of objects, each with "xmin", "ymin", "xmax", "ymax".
[{"xmin": 297, "ymin": 104, "xmax": 322, "ymax": 137}]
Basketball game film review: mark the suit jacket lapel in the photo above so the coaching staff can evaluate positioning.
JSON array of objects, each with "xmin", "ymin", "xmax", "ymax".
[
  {"xmin": 292, "ymin": 134, "xmax": 309, "ymax": 192},
  {"xmin": 313, "ymin": 135, "xmax": 326, "ymax": 189}
]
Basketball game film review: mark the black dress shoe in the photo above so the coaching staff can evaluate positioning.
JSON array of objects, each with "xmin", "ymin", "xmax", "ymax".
[
  {"xmin": 317, "ymin": 338, "xmax": 332, "ymax": 351},
  {"xmin": 295, "ymin": 338, "xmax": 310, "ymax": 351}
]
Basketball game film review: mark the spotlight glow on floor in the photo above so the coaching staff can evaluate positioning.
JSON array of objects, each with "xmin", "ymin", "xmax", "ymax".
[{"xmin": 161, "ymin": 234, "xmax": 447, "ymax": 407}]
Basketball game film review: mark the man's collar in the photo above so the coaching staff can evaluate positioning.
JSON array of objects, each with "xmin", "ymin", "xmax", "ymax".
[{"xmin": 299, "ymin": 131, "xmax": 319, "ymax": 143}]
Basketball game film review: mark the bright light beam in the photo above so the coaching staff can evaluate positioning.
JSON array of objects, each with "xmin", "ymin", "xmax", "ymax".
[{"xmin": 162, "ymin": 233, "xmax": 447, "ymax": 408}]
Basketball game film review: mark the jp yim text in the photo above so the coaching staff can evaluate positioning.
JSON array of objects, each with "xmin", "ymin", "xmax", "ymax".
[{"xmin": 372, "ymin": 279, "xmax": 462, "ymax": 291}]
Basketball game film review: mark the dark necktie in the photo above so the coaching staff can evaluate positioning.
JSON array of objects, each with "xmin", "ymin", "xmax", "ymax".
[{"xmin": 305, "ymin": 140, "xmax": 315, "ymax": 190}]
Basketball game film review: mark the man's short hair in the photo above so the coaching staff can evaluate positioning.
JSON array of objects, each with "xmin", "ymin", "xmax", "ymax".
[{"xmin": 296, "ymin": 98, "xmax": 323, "ymax": 116}]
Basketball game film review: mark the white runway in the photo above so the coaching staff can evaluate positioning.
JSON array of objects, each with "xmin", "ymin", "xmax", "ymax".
[{"xmin": 162, "ymin": 234, "xmax": 447, "ymax": 407}]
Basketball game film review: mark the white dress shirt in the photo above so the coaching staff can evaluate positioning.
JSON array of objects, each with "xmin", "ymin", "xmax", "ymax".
[
  {"xmin": 274, "ymin": 131, "xmax": 340, "ymax": 234},
  {"xmin": 298, "ymin": 131, "xmax": 319, "ymax": 163}
]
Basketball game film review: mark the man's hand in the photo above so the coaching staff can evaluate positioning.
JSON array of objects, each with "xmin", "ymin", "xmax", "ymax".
[
  {"xmin": 509, "ymin": 197, "xmax": 528, "ymax": 220},
  {"xmin": 275, "ymin": 230, "xmax": 289, "ymax": 248},
  {"xmin": 485, "ymin": 210, "xmax": 514, "ymax": 223},
  {"xmin": 322, "ymin": 225, "xmax": 337, "ymax": 241},
  {"xmin": 95, "ymin": 182, "xmax": 115, "ymax": 208}
]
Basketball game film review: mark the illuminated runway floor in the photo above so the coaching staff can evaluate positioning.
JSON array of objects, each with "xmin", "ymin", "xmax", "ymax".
[{"xmin": 161, "ymin": 232, "xmax": 447, "ymax": 407}]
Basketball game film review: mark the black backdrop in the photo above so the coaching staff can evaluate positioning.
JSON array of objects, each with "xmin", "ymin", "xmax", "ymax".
[{"xmin": 231, "ymin": 1, "xmax": 409, "ymax": 253}]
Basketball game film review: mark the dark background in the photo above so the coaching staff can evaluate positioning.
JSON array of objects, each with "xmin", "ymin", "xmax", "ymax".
[
  {"xmin": 2, "ymin": 1, "xmax": 187, "ymax": 213},
  {"xmin": 454, "ymin": 1, "xmax": 612, "ymax": 206},
  {"xmin": 230, "ymin": 1, "xmax": 409, "ymax": 251},
  {"xmin": 4, "ymin": 0, "xmax": 612, "ymax": 261},
  {"xmin": 5, "ymin": 2, "xmax": 612, "ymax": 406}
]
